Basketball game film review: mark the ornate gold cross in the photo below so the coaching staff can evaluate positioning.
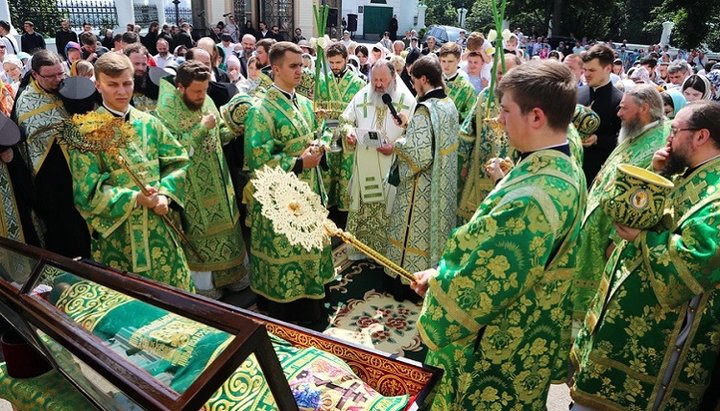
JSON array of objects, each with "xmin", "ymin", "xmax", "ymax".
[{"xmin": 681, "ymin": 180, "xmax": 708, "ymax": 204}]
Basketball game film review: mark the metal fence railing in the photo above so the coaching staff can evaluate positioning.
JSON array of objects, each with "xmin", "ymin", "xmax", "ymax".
[
  {"xmin": 57, "ymin": 0, "xmax": 118, "ymax": 31},
  {"xmin": 132, "ymin": 4, "xmax": 194, "ymax": 28},
  {"xmin": 163, "ymin": 6, "xmax": 194, "ymax": 26}
]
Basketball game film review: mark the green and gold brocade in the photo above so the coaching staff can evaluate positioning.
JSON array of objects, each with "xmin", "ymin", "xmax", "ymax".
[
  {"xmin": 296, "ymin": 67, "xmax": 316, "ymax": 100},
  {"xmin": 15, "ymin": 79, "xmax": 69, "ymax": 175},
  {"xmin": 316, "ymin": 68, "xmax": 365, "ymax": 209},
  {"xmin": 132, "ymin": 92, "xmax": 157, "ymax": 114},
  {"xmin": 249, "ymin": 69, "xmax": 274, "ymax": 100},
  {"xmin": 571, "ymin": 156, "xmax": 720, "ymax": 410},
  {"xmin": 68, "ymin": 106, "xmax": 193, "ymax": 291},
  {"xmin": 457, "ymin": 88, "xmax": 509, "ymax": 221},
  {"xmin": 245, "ymin": 87, "xmax": 334, "ymax": 302},
  {"xmin": 50, "ymin": 274, "xmax": 409, "ymax": 410},
  {"xmin": 386, "ymin": 97, "xmax": 458, "ymax": 275},
  {"xmin": 0, "ymin": 163, "xmax": 24, "ymax": 243},
  {"xmin": 569, "ymin": 121, "xmax": 669, "ymax": 322},
  {"xmin": 417, "ymin": 149, "xmax": 585, "ymax": 410},
  {"xmin": 444, "ymin": 72, "xmax": 476, "ymax": 124},
  {"xmin": 155, "ymin": 80, "xmax": 247, "ymax": 287}
]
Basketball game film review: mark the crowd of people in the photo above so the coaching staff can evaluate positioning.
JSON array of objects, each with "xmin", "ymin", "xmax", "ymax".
[{"xmin": 0, "ymin": 15, "xmax": 720, "ymax": 410}]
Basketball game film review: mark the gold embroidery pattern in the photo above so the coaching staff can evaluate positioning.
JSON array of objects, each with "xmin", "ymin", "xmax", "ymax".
[
  {"xmin": 55, "ymin": 281, "xmax": 133, "ymax": 332},
  {"xmin": 129, "ymin": 314, "xmax": 214, "ymax": 367}
]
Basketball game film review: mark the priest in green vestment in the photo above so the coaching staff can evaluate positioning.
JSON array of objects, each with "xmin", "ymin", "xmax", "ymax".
[
  {"xmin": 412, "ymin": 60, "xmax": 586, "ymax": 410},
  {"xmin": 568, "ymin": 84, "xmax": 670, "ymax": 325},
  {"xmin": 248, "ymin": 38, "xmax": 276, "ymax": 100},
  {"xmin": 385, "ymin": 56, "xmax": 458, "ymax": 277},
  {"xmin": 14, "ymin": 50, "xmax": 91, "ymax": 258},
  {"xmin": 155, "ymin": 60, "xmax": 248, "ymax": 299},
  {"xmin": 68, "ymin": 52, "xmax": 193, "ymax": 291},
  {"xmin": 0, "ymin": 98, "xmax": 27, "ymax": 245},
  {"xmin": 220, "ymin": 90, "xmax": 256, "ymax": 219},
  {"xmin": 572, "ymin": 100, "xmax": 720, "ymax": 410},
  {"xmin": 457, "ymin": 54, "xmax": 521, "ymax": 221},
  {"xmin": 245, "ymin": 42, "xmax": 334, "ymax": 323},
  {"xmin": 125, "ymin": 44, "xmax": 159, "ymax": 113},
  {"xmin": 438, "ymin": 42, "xmax": 476, "ymax": 124},
  {"xmin": 316, "ymin": 43, "xmax": 366, "ymax": 210}
]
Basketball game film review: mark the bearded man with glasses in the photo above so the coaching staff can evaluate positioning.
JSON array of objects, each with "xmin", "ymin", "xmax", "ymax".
[
  {"xmin": 13, "ymin": 50, "xmax": 91, "ymax": 258},
  {"xmin": 571, "ymin": 100, "xmax": 720, "ymax": 410}
]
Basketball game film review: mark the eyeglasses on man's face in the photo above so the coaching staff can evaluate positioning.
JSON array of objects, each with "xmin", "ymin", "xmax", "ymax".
[
  {"xmin": 669, "ymin": 127, "xmax": 698, "ymax": 137},
  {"xmin": 35, "ymin": 70, "xmax": 66, "ymax": 80}
]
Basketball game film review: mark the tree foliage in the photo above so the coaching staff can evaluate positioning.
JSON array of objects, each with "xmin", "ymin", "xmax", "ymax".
[
  {"xmin": 648, "ymin": 0, "xmax": 720, "ymax": 50},
  {"xmin": 423, "ymin": 0, "xmax": 476, "ymax": 27},
  {"xmin": 457, "ymin": 0, "xmax": 720, "ymax": 50},
  {"xmin": 9, "ymin": 0, "xmax": 63, "ymax": 38},
  {"xmin": 465, "ymin": 0, "xmax": 496, "ymax": 33}
]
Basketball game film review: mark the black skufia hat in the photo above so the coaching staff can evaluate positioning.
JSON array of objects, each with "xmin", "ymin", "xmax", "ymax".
[
  {"xmin": 149, "ymin": 66, "xmax": 176, "ymax": 86},
  {"xmin": 58, "ymin": 77, "xmax": 98, "ymax": 115},
  {"xmin": 0, "ymin": 112, "xmax": 21, "ymax": 147}
]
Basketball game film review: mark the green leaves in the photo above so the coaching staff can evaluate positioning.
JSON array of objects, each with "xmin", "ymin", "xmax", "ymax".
[{"xmin": 9, "ymin": 0, "xmax": 64, "ymax": 37}]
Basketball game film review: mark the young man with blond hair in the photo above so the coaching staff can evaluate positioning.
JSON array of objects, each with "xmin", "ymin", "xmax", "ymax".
[{"xmin": 68, "ymin": 51, "xmax": 194, "ymax": 291}]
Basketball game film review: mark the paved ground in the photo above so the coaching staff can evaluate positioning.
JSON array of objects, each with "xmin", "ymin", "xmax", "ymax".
[{"xmin": 548, "ymin": 384, "xmax": 573, "ymax": 410}]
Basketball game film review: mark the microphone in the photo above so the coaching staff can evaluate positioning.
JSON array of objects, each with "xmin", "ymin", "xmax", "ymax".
[
  {"xmin": 198, "ymin": 10, "xmax": 205, "ymax": 16},
  {"xmin": 223, "ymin": 12, "xmax": 233, "ymax": 17},
  {"xmin": 382, "ymin": 93, "xmax": 401, "ymax": 124}
]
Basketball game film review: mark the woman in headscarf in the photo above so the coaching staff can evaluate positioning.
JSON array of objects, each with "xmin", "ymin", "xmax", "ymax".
[
  {"xmin": 681, "ymin": 74, "xmax": 712, "ymax": 101},
  {"xmin": 369, "ymin": 42, "xmax": 388, "ymax": 65},
  {"xmin": 354, "ymin": 45, "xmax": 370, "ymax": 78},
  {"xmin": 1, "ymin": 56, "xmax": 23, "ymax": 96},
  {"xmin": 660, "ymin": 89, "xmax": 687, "ymax": 119},
  {"xmin": 706, "ymin": 69, "xmax": 720, "ymax": 101},
  {"xmin": 629, "ymin": 66, "xmax": 651, "ymax": 84}
]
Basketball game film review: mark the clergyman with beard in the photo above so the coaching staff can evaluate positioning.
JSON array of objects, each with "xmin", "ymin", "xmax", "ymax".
[
  {"xmin": 154, "ymin": 60, "xmax": 250, "ymax": 300},
  {"xmin": 571, "ymin": 100, "xmax": 720, "ymax": 411},
  {"xmin": 568, "ymin": 84, "xmax": 670, "ymax": 326},
  {"xmin": 13, "ymin": 49, "xmax": 91, "ymax": 258},
  {"xmin": 124, "ymin": 43, "xmax": 159, "ymax": 112},
  {"xmin": 338, "ymin": 60, "xmax": 416, "ymax": 296}
]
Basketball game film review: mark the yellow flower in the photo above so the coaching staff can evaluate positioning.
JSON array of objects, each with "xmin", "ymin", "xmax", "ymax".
[
  {"xmin": 622, "ymin": 377, "xmax": 643, "ymax": 399},
  {"xmin": 629, "ymin": 358, "xmax": 646, "ymax": 374},
  {"xmin": 487, "ymin": 255, "xmax": 510, "ymax": 278},
  {"xmin": 486, "ymin": 280, "xmax": 500, "ymax": 295},
  {"xmin": 529, "ymin": 338, "xmax": 548, "ymax": 356},
  {"xmin": 684, "ymin": 361, "xmax": 705, "ymax": 380},
  {"xmin": 530, "ymin": 236, "xmax": 546, "ymax": 253},
  {"xmin": 625, "ymin": 316, "xmax": 651, "ymax": 337},
  {"xmin": 479, "ymin": 386, "xmax": 499, "ymax": 402}
]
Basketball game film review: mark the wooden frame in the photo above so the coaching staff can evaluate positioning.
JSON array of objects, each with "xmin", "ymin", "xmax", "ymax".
[
  {"xmin": 0, "ymin": 237, "xmax": 442, "ymax": 410},
  {"xmin": 0, "ymin": 237, "xmax": 297, "ymax": 411}
]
